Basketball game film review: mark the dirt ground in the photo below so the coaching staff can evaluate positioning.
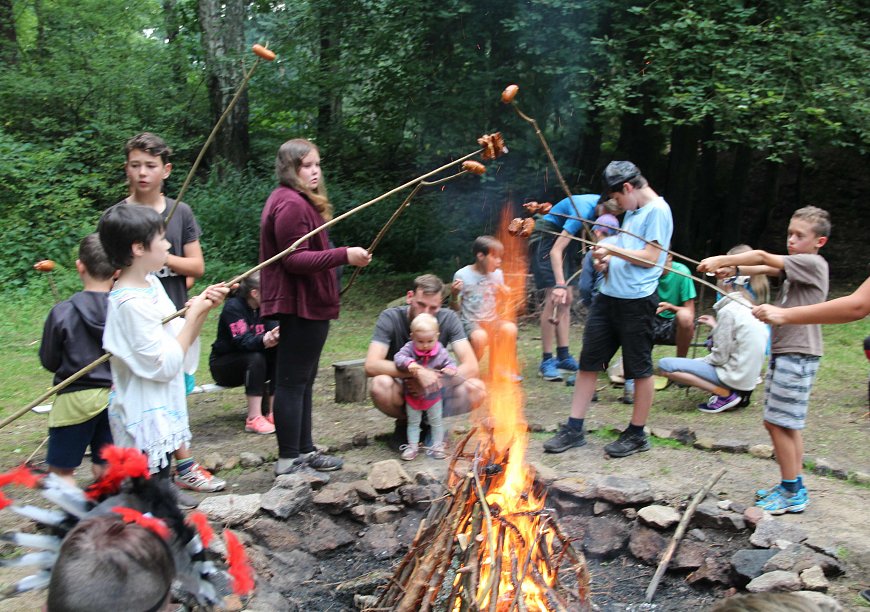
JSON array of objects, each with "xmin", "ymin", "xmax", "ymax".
[{"xmin": 1, "ymin": 318, "xmax": 869, "ymax": 610}]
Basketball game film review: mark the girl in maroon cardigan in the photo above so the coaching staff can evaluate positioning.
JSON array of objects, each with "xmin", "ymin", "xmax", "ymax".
[{"xmin": 259, "ymin": 139, "xmax": 371, "ymax": 474}]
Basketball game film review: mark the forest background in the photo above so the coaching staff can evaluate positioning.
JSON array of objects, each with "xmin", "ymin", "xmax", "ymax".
[{"xmin": 1, "ymin": 0, "xmax": 868, "ymax": 298}]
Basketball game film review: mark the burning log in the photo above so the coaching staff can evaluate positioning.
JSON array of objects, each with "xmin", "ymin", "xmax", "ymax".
[{"xmin": 368, "ymin": 423, "xmax": 592, "ymax": 612}]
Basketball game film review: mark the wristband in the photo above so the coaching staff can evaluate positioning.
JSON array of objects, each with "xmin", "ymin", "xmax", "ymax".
[{"xmin": 553, "ymin": 284, "xmax": 568, "ymax": 289}]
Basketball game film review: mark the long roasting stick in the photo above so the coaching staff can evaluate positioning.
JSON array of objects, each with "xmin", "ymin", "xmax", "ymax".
[
  {"xmin": 533, "ymin": 229, "xmax": 744, "ymax": 308},
  {"xmin": 5, "ymin": 147, "xmax": 490, "ymax": 431},
  {"xmin": 166, "ymin": 44, "xmax": 277, "ymax": 224}
]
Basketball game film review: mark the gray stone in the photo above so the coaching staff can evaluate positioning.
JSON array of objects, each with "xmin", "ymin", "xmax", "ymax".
[
  {"xmin": 335, "ymin": 441, "xmax": 354, "ymax": 452},
  {"xmin": 270, "ymin": 550, "xmax": 319, "ymax": 589},
  {"xmin": 712, "ymin": 439, "xmax": 749, "ymax": 453},
  {"xmin": 313, "ymin": 483, "xmax": 360, "ymax": 515},
  {"xmin": 746, "ymin": 570, "xmax": 801, "ymax": 593},
  {"xmin": 852, "ymin": 471, "xmax": 870, "ymax": 485},
  {"xmin": 595, "ymin": 475, "xmax": 654, "ymax": 505},
  {"xmin": 628, "ymin": 524, "xmax": 667, "ymax": 565},
  {"xmin": 687, "ymin": 556, "xmax": 732, "ymax": 586},
  {"xmin": 305, "ymin": 517, "xmax": 355, "ymax": 554},
  {"xmin": 811, "ymin": 458, "xmax": 847, "ymax": 479},
  {"xmin": 368, "ymin": 460, "xmax": 412, "ymax": 491},
  {"xmin": 762, "ymin": 544, "xmax": 844, "ymax": 577},
  {"xmin": 730, "ymin": 502, "xmax": 747, "ymax": 514},
  {"xmin": 398, "ymin": 484, "xmax": 432, "ymax": 507},
  {"xmin": 637, "ymin": 505, "xmax": 680, "ymax": 529},
  {"xmin": 582, "ymin": 517, "xmax": 629, "ymax": 559},
  {"xmin": 261, "ymin": 482, "xmax": 311, "ymax": 519},
  {"xmin": 239, "ymin": 452, "xmax": 265, "ymax": 468},
  {"xmin": 336, "ymin": 569, "xmax": 392, "ymax": 594},
  {"xmin": 556, "ymin": 515, "xmax": 589, "ymax": 541},
  {"xmin": 670, "ymin": 427, "xmax": 696, "ymax": 446},
  {"xmin": 622, "ymin": 508, "xmax": 638, "ymax": 520},
  {"xmin": 731, "ymin": 548, "xmax": 779, "ymax": 585},
  {"xmin": 281, "ymin": 468, "xmax": 330, "ymax": 489},
  {"xmin": 247, "ymin": 517, "xmax": 302, "ymax": 552},
  {"xmin": 717, "ymin": 500, "xmax": 732, "ymax": 510},
  {"xmin": 349, "ymin": 480, "xmax": 379, "ymax": 501},
  {"xmin": 693, "ymin": 436, "xmax": 715, "ymax": 450},
  {"xmin": 359, "ymin": 524, "xmax": 402, "ymax": 559},
  {"xmin": 793, "ymin": 591, "xmax": 843, "ymax": 611},
  {"xmin": 383, "ymin": 491, "xmax": 402, "ymax": 505},
  {"xmin": 414, "ymin": 471, "xmax": 440, "ymax": 486},
  {"xmin": 749, "ymin": 444, "xmax": 774, "ymax": 459},
  {"xmin": 197, "ymin": 493, "xmax": 261, "ymax": 526},
  {"xmin": 372, "ymin": 504, "xmax": 403, "ymax": 524},
  {"xmin": 799, "ymin": 566, "xmax": 829, "ymax": 592},
  {"xmin": 743, "ymin": 506, "xmax": 765, "ymax": 528},
  {"xmin": 649, "ymin": 427, "xmax": 672, "ymax": 440},
  {"xmin": 349, "ymin": 505, "xmax": 370, "ymax": 523},
  {"xmin": 201, "ymin": 452, "xmax": 225, "ymax": 473},
  {"xmin": 688, "ymin": 528, "xmax": 707, "ymax": 542},
  {"xmin": 548, "ymin": 477, "xmax": 598, "ymax": 515},
  {"xmin": 750, "ymin": 518, "xmax": 808, "ymax": 548},
  {"xmin": 527, "ymin": 421, "xmax": 546, "ymax": 433},
  {"xmin": 693, "ymin": 499, "xmax": 746, "ymax": 531},
  {"xmin": 223, "ymin": 455, "xmax": 240, "ymax": 471},
  {"xmin": 355, "ymin": 595, "xmax": 379, "ymax": 610},
  {"xmin": 530, "ymin": 462, "xmax": 558, "ymax": 487},
  {"xmin": 246, "ymin": 590, "xmax": 295, "ymax": 612},
  {"xmin": 672, "ymin": 541, "xmax": 708, "ymax": 571},
  {"xmin": 352, "ymin": 432, "xmax": 369, "ymax": 447},
  {"xmin": 593, "ymin": 501, "xmax": 613, "ymax": 515},
  {"xmin": 803, "ymin": 536, "xmax": 841, "ymax": 560}
]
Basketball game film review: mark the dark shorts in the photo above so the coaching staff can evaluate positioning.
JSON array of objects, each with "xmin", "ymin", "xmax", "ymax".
[
  {"xmin": 579, "ymin": 293, "xmax": 658, "ymax": 379},
  {"xmin": 47, "ymin": 409, "xmax": 113, "ymax": 470},
  {"xmin": 529, "ymin": 232, "xmax": 577, "ymax": 290},
  {"xmin": 652, "ymin": 316, "xmax": 676, "ymax": 345}
]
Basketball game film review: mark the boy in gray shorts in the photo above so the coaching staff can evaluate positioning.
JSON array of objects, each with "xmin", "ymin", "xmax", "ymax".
[{"xmin": 699, "ymin": 206, "xmax": 830, "ymax": 514}]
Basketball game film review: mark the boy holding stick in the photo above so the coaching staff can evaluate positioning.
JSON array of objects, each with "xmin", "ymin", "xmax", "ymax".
[
  {"xmin": 699, "ymin": 206, "xmax": 830, "ymax": 513},
  {"xmin": 544, "ymin": 161, "xmax": 673, "ymax": 458}
]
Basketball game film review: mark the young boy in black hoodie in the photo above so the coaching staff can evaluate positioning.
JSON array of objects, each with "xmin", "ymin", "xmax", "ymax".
[{"xmin": 39, "ymin": 234, "xmax": 116, "ymax": 485}]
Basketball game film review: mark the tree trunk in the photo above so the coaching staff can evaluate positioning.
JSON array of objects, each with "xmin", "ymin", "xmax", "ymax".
[
  {"xmin": 0, "ymin": 0, "xmax": 16, "ymax": 64},
  {"xmin": 693, "ymin": 116, "xmax": 718, "ymax": 256},
  {"xmin": 197, "ymin": 0, "xmax": 250, "ymax": 169},
  {"xmin": 663, "ymin": 123, "xmax": 702, "ymax": 254},
  {"xmin": 719, "ymin": 143, "xmax": 752, "ymax": 252},
  {"xmin": 315, "ymin": 4, "xmax": 343, "ymax": 154}
]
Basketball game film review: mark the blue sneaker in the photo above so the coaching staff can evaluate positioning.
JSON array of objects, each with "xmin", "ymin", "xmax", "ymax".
[
  {"xmin": 756, "ymin": 488, "xmax": 808, "ymax": 514},
  {"xmin": 555, "ymin": 356, "xmax": 579, "ymax": 372},
  {"xmin": 755, "ymin": 483, "xmax": 784, "ymax": 501},
  {"xmin": 538, "ymin": 358, "xmax": 562, "ymax": 381}
]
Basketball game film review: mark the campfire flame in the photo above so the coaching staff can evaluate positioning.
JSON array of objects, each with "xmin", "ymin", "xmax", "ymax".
[{"xmin": 371, "ymin": 208, "xmax": 590, "ymax": 612}]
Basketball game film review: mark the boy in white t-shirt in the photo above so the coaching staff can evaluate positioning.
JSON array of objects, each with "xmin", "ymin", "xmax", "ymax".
[{"xmin": 450, "ymin": 236, "xmax": 518, "ymax": 362}]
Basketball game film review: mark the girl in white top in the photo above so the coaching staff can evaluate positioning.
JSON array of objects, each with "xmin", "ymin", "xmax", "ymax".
[{"xmin": 99, "ymin": 204, "xmax": 228, "ymax": 475}]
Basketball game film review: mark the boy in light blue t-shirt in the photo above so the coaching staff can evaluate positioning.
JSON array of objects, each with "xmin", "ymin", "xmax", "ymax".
[{"xmin": 544, "ymin": 161, "xmax": 673, "ymax": 458}]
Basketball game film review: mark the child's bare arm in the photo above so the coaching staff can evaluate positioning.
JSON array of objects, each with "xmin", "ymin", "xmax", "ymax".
[
  {"xmin": 753, "ymin": 276, "xmax": 870, "ymax": 325},
  {"xmin": 167, "ymin": 240, "xmax": 205, "ymax": 279},
  {"xmin": 698, "ymin": 250, "xmax": 784, "ymax": 278},
  {"xmin": 595, "ymin": 240, "xmax": 663, "ymax": 270}
]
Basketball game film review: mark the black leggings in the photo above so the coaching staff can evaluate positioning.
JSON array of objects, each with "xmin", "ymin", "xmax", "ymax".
[
  {"xmin": 273, "ymin": 315, "xmax": 329, "ymax": 459},
  {"xmin": 209, "ymin": 349, "xmax": 276, "ymax": 397}
]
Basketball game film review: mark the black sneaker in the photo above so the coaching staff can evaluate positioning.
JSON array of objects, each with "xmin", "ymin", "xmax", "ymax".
[
  {"xmin": 604, "ymin": 430, "xmax": 651, "ymax": 458},
  {"xmin": 543, "ymin": 424, "xmax": 587, "ymax": 453},
  {"xmin": 305, "ymin": 451, "xmax": 344, "ymax": 472},
  {"xmin": 375, "ymin": 419, "xmax": 409, "ymax": 452}
]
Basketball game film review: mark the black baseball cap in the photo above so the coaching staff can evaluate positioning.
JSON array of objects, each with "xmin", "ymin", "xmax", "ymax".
[{"xmin": 602, "ymin": 161, "xmax": 641, "ymax": 192}]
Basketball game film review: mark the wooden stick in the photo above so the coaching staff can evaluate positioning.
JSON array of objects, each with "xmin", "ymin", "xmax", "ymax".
[
  {"xmin": 644, "ymin": 467, "xmax": 726, "ymax": 603},
  {"xmin": 165, "ymin": 54, "xmax": 264, "ymax": 224},
  {"xmin": 488, "ymin": 525, "xmax": 506, "ymax": 612},
  {"xmin": 530, "ymin": 566, "xmax": 569, "ymax": 612},
  {"xmin": 7, "ymin": 148, "xmax": 484, "ymax": 431},
  {"xmin": 545, "ymin": 209, "xmax": 702, "ymax": 267},
  {"xmin": 536, "ymin": 229, "xmax": 744, "ymax": 308}
]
